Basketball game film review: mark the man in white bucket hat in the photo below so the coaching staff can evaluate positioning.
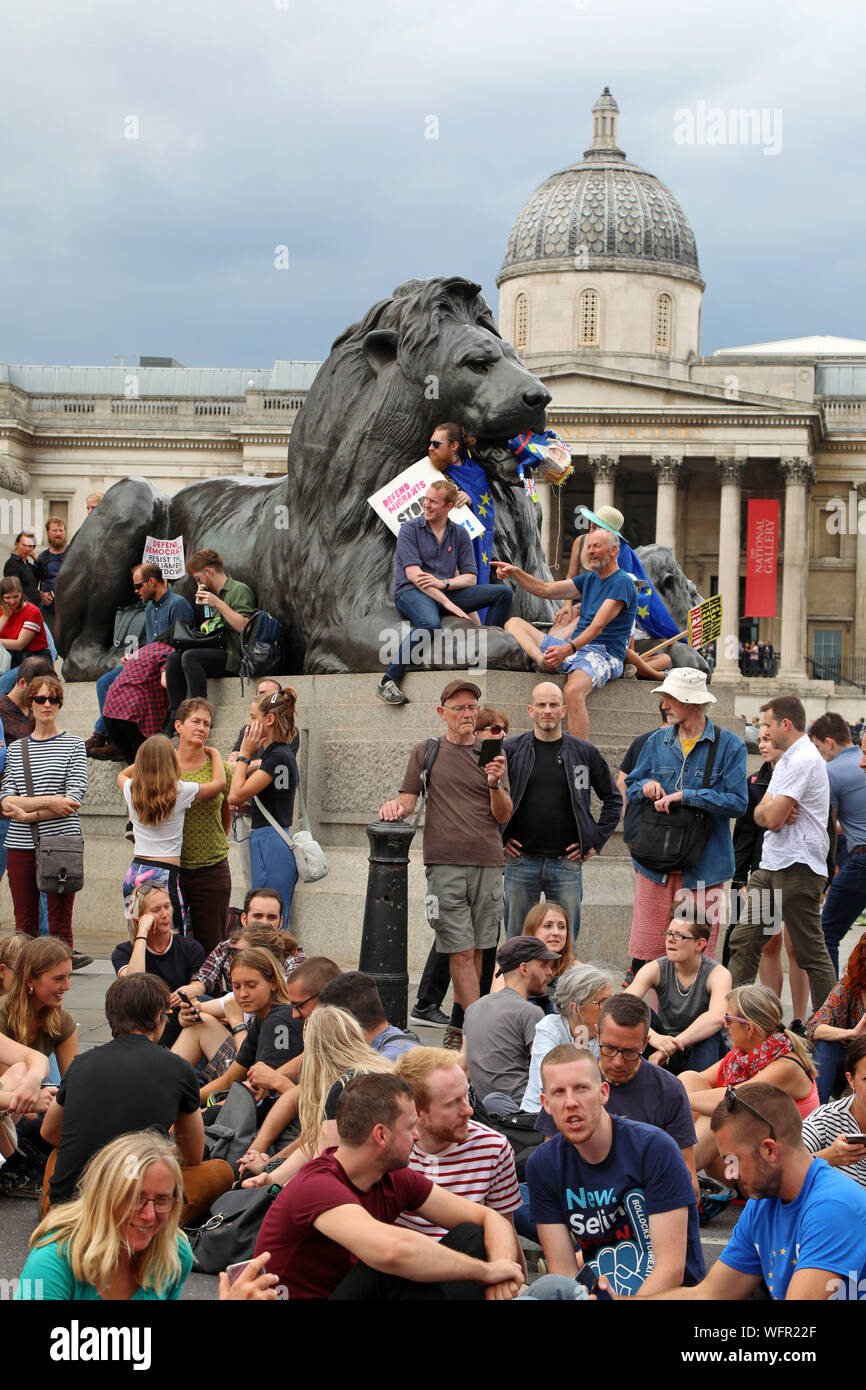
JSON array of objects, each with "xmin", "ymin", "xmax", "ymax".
[{"xmin": 621, "ymin": 667, "xmax": 748, "ymax": 979}]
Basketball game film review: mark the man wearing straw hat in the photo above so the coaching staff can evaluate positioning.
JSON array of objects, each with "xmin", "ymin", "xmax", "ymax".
[
  {"xmin": 493, "ymin": 516, "xmax": 637, "ymax": 740},
  {"xmin": 622, "ymin": 668, "xmax": 748, "ymax": 978}
]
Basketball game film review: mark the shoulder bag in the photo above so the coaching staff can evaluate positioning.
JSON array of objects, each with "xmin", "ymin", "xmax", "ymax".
[
  {"xmin": 253, "ymin": 781, "xmax": 328, "ymax": 883},
  {"xmin": 162, "ymin": 614, "xmax": 227, "ymax": 654},
  {"xmin": 21, "ymin": 738, "xmax": 85, "ymax": 895},
  {"xmin": 631, "ymin": 728, "xmax": 720, "ymax": 874},
  {"xmin": 187, "ymin": 1183, "xmax": 280, "ymax": 1274}
]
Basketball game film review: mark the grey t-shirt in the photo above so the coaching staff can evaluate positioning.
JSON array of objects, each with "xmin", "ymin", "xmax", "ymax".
[{"xmin": 463, "ymin": 988, "xmax": 541, "ymax": 1105}]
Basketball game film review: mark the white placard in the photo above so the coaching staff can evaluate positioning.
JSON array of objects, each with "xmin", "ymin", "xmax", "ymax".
[
  {"xmin": 367, "ymin": 459, "xmax": 485, "ymax": 540},
  {"xmin": 142, "ymin": 535, "xmax": 186, "ymax": 581}
]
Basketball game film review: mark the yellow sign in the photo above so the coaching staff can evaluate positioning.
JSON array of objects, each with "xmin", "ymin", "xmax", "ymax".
[{"xmin": 688, "ymin": 595, "xmax": 723, "ymax": 648}]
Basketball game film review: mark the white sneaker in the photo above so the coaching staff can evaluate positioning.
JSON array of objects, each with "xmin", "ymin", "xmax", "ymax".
[{"xmin": 376, "ymin": 678, "xmax": 409, "ymax": 706}]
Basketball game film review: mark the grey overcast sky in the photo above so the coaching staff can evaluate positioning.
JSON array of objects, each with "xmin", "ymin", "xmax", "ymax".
[{"xmin": 1, "ymin": 0, "xmax": 863, "ymax": 367}]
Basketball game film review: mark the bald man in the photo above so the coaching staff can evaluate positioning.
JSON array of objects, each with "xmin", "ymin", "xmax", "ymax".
[{"xmin": 501, "ymin": 682, "xmax": 621, "ymax": 942}]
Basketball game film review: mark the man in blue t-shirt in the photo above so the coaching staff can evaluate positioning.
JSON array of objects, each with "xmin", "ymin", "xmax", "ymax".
[
  {"xmin": 494, "ymin": 524, "xmax": 637, "ymax": 739},
  {"xmin": 612, "ymin": 1081, "xmax": 866, "ymax": 1302},
  {"xmin": 523, "ymin": 1044, "xmax": 704, "ymax": 1298}
]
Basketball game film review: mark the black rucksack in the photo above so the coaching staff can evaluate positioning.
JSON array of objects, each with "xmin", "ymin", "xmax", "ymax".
[
  {"xmin": 470, "ymin": 1088, "xmax": 545, "ymax": 1181},
  {"xmin": 239, "ymin": 610, "xmax": 285, "ymax": 692}
]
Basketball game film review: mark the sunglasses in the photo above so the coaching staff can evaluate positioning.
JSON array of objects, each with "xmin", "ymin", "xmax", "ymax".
[
  {"xmin": 428, "ymin": 440, "xmax": 448, "ymax": 449},
  {"xmin": 723, "ymin": 1011, "xmax": 750, "ymax": 1027},
  {"xmin": 32, "ymin": 695, "xmax": 61, "ymax": 706},
  {"xmin": 481, "ymin": 724, "xmax": 507, "ymax": 736},
  {"xmin": 723, "ymin": 1085, "xmax": 776, "ymax": 1140}
]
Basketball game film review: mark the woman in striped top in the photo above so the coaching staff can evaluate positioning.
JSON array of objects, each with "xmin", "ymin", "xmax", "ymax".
[
  {"xmin": 802, "ymin": 1035, "xmax": 866, "ymax": 1189},
  {"xmin": 0, "ymin": 676, "xmax": 87, "ymax": 949}
]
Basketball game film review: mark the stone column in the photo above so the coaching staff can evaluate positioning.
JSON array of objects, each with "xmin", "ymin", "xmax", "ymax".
[
  {"xmin": 713, "ymin": 457, "xmax": 746, "ymax": 682},
  {"xmin": 652, "ymin": 455, "xmax": 683, "ymax": 551},
  {"xmin": 855, "ymin": 482, "xmax": 866, "ymax": 660},
  {"xmin": 778, "ymin": 457, "xmax": 815, "ymax": 679},
  {"xmin": 588, "ymin": 454, "xmax": 619, "ymax": 512}
]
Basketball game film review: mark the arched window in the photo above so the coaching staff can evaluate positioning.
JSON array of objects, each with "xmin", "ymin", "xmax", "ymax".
[
  {"xmin": 655, "ymin": 293, "xmax": 673, "ymax": 352},
  {"xmin": 578, "ymin": 288, "xmax": 600, "ymax": 346},
  {"xmin": 514, "ymin": 293, "xmax": 529, "ymax": 353}
]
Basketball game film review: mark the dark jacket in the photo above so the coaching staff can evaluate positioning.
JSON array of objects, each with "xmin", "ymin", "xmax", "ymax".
[
  {"xmin": 3, "ymin": 553, "xmax": 46, "ymax": 606},
  {"xmin": 502, "ymin": 731, "xmax": 621, "ymax": 856}
]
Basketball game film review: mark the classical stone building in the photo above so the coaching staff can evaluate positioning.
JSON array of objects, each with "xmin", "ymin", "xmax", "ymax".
[{"xmin": 498, "ymin": 88, "xmax": 866, "ymax": 693}]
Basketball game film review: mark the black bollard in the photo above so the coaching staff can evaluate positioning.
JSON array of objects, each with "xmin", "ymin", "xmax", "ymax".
[{"xmin": 359, "ymin": 819, "xmax": 416, "ymax": 1029}]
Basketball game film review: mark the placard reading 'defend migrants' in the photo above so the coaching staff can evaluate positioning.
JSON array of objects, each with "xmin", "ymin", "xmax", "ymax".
[
  {"xmin": 368, "ymin": 460, "xmax": 485, "ymax": 540},
  {"xmin": 142, "ymin": 536, "xmax": 186, "ymax": 581}
]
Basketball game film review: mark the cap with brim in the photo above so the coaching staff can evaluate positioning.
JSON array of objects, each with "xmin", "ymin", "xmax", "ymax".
[
  {"xmin": 651, "ymin": 669, "xmax": 716, "ymax": 705},
  {"xmin": 496, "ymin": 937, "xmax": 559, "ymax": 973},
  {"xmin": 439, "ymin": 679, "xmax": 482, "ymax": 704},
  {"xmin": 577, "ymin": 504, "xmax": 625, "ymax": 541}
]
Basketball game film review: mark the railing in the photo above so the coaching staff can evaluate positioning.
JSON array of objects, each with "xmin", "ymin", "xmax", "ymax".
[
  {"xmin": 263, "ymin": 394, "xmax": 306, "ymax": 411},
  {"xmin": 805, "ymin": 655, "xmax": 866, "ymax": 692},
  {"xmin": 30, "ymin": 396, "xmax": 95, "ymax": 413},
  {"xmin": 111, "ymin": 398, "xmax": 179, "ymax": 415},
  {"xmin": 193, "ymin": 400, "xmax": 244, "ymax": 417}
]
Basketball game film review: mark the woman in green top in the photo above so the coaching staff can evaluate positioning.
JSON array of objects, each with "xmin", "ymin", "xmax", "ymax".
[
  {"xmin": 16, "ymin": 1130, "xmax": 192, "ymax": 1300},
  {"xmin": 174, "ymin": 697, "xmax": 232, "ymax": 955}
]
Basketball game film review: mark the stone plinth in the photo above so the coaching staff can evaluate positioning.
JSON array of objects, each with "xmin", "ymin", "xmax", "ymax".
[{"xmin": 5, "ymin": 671, "xmax": 742, "ymax": 969}]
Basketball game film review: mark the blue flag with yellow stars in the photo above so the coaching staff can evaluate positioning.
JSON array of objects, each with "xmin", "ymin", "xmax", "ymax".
[
  {"xmin": 617, "ymin": 541, "xmax": 681, "ymax": 641},
  {"xmin": 447, "ymin": 454, "xmax": 495, "ymax": 622}
]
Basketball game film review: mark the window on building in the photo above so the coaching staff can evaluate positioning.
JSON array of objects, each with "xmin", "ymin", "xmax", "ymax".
[
  {"xmin": 813, "ymin": 497, "xmax": 842, "ymax": 559},
  {"xmin": 655, "ymin": 294, "xmax": 673, "ymax": 352},
  {"xmin": 514, "ymin": 294, "xmax": 528, "ymax": 353},
  {"xmin": 813, "ymin": 629, "xmax": 842, "ymax": 679},
  {"xmin": 578, "ymin": 288, "xmax": 600, "ymax": 347}
]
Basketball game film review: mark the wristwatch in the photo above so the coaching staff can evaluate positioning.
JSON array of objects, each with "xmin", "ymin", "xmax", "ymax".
[
  {"xmin": 443, "ymin": 580, "xmax": 450, "ymax": 592},
  {"xmin": 490, "ymin": 779, "xmax": 502, "ymax": 791}
]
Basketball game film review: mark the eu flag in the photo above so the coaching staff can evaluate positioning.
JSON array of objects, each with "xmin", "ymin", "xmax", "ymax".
[{"xmin": 617, "ymin": 542, "xmax": 681, "ymax": 641}]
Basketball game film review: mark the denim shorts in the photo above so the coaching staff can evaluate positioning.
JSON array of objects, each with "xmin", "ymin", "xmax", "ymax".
[{"xmin": 540, "ymin": 636, "xmax": 623, "ymax": 687}]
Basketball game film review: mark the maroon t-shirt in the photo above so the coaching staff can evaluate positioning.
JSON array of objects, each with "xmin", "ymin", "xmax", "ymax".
[{"xmin": 255, "ymin": 1149, "xmax": 433, "ymax": 1299}]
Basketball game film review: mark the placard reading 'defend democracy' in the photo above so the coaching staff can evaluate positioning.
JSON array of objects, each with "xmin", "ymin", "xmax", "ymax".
[
  {"xmin": 142, "ymin": 536, "xmax": 186, "ymax": 581},
  {"xmin": 368, "ymin": 460, "xmax": 485, "ymax": 541},
  {"xmin": 688, "ymin": 594, "xmax": 723, "ymax": 648}
]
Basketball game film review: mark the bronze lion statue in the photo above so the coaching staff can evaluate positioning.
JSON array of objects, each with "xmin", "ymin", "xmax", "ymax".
[{"xmin": 56, "ymin": 276, "xmax": 554, "ymax": 679}]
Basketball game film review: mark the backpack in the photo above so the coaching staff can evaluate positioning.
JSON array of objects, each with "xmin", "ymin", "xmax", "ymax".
[
  {"xmin": 410, "ymin": 738, "xmax": 441, "ymax": 827},
  {"xmin": 470, "ymin": 1089, "xmax": 545, "ymax": 1181},
  {"xmin": 239, "ymin": 611, "xmax": 285, "ymax": 692}
]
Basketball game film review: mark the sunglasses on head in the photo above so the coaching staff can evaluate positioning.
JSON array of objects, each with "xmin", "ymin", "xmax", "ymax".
[
  {"xmin": 32, "ymin": 694, "xmax": 61, "ymax": 706},
  {"xmin": 723, "ymin": 1085, "xmax": 776, "ymax": 1140}
]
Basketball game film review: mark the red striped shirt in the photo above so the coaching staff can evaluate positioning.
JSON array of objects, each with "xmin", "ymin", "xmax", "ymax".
[{"xmin": 398, "ymin": 1120, "xmax": 521, "ymax": 1239}]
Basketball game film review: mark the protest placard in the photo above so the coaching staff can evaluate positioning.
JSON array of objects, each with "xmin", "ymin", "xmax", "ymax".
[
  {"xmin": 368, "ymin": 460, "xmax": 485, "ymax": 540},
  {"xmin": 688, "ymin": 594, "xmax": 723, "ymax": 647},
  {"xmin": 142, "ymin": 535, "xmax": 186, "ymax": 581}
]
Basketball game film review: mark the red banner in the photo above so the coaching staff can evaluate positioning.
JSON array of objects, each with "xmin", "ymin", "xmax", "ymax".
[{"xmin": 744, "ymin": 499, "xmax": 779, "ymax": 616}]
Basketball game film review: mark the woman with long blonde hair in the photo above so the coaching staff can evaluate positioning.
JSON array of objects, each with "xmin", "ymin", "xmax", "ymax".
[
  {"xmin": 118, "ymin": 732, "xmax": 225, "ymax": 935},
  {"xmin": 240, "ymin": 1004, "xmax": 393, "ymax": 1187},
  {"xmin": 0, "ymin": 936, "xmax": 77, "ymax": 1073},
  {"xmin": 110, "ymin": 883, "xmax": 206, "ymax": 1049},
  {"xmin": 0, "ymin": 933, "xmax": 23, "ymax": 997},
  {"xmin": 227, "ymin": 687, "xmax": 300, "ymax": 921},
  {"xmin": 682, "ymin": 983, "xmax": 819, "ymax": 1179},
  {"xmin": 15, "ymin": 1130, "xmax": 192, "ymax": 1300}
]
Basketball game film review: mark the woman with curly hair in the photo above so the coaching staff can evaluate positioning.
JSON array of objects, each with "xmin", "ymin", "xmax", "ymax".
[
  {"xmin": 806, "ymin": 932, "xmax": 866, "ymax": 1102},
  {"xmin": 118, "ymin": 732, "xmax": 225, "ymax": 935},
  {"xmin": 15, "ymin": 1130, "xmax": 192, "ymax": 1300},
  {"xmin": 239, "ymin": 1004, "xmax": 393, "ymax": 1187}
]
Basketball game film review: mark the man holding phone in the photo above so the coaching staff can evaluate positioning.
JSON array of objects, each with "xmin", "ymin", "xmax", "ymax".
[
  {"xmin": 379, "ymin": 679, "xmax": 511, "ymax": 1041},
  {"xmin": 502, "ymin": 681, "xmax": 621, "ymax": 941}
]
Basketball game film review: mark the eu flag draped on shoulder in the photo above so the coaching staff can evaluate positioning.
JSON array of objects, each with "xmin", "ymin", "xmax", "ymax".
[{"xmin": 575, "ymin": 505, "xmax": 681, "ymax": 642}]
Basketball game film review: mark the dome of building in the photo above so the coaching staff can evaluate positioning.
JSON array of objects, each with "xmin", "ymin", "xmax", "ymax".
[{"xmin": 498, "ymin": 89, "xmax": 702, "ymax": 287}]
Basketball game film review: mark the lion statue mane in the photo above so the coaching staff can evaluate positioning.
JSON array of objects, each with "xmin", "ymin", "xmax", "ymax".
[{"xmin": 56, "ymin": 276, "xmax": 554, "ymax": 680}]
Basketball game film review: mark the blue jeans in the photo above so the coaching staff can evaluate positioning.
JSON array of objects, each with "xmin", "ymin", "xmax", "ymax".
[
  {"xmin": 93, "ymin": 666, "xmax": 123, "ymax": 738},
  {"xmin": 821, "ymin": 850, "xmax": 866, "ymax": 976},
  {"xmin": 0, "ymin": 627, "xmax": 58, "ymax": 698},
  {"xmin": 504, "ymin": 853, "xmax": 583, "ymax": 941},
  {"xmin": 250, "ymin": 825, "xmax": 299, "ymax": 926},
  {"xmin": 513, "ymin": 1181, "xmax": 539, "ymax": 1244},
  {"xmin": 0, "ymin": 817, "xmax": 48, "ymax": 933},
  {"xmin": 813, "ymin": 1038, "xmax": 848, "ymax": 1103},
  {"xmin": 384, "ymin": 583, "xmax": 513, "ymax": 684}
]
